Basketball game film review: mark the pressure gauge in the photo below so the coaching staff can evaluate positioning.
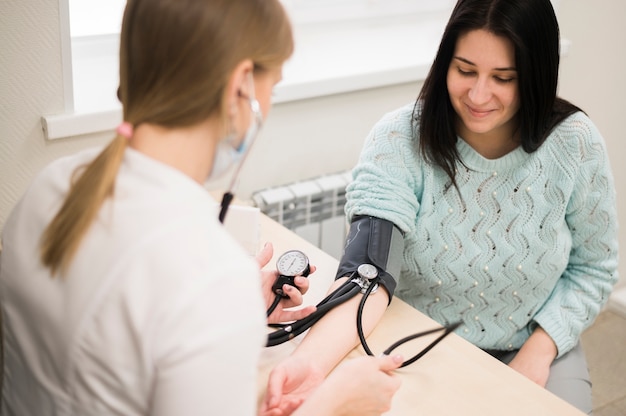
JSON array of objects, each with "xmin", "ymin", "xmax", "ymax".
[{"xmin": 272, "ymin": 250, "xmax": 311, "ymax": 297}]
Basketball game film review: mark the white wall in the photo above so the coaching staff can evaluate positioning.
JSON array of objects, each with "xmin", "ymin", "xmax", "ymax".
[
  {"xmin": 206, "ymin": 82, "xmax": 421, "ymax": 198},
  {"xmin": 0, "ymin": 0, "xmax": 109, "ymax": 225},
  {"xmin": 1, "ymin": 0, "xmax": 624, "ymax": 290},
  {"xmin": 557, "ymin": 0, "xmax": 626, "ymax": 290}
]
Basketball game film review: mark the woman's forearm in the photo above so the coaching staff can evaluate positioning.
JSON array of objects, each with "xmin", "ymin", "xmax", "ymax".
[
  {"xmin": 291, "ymin": 277, "xmax": 390, "ymax": 375},
  {"xmin": 522, "ymin": 326, "xmax": 558, "ymax": 362},
  {"xmin": 508, "ymin": 326, "xmax": 558, "ymax": 386}
]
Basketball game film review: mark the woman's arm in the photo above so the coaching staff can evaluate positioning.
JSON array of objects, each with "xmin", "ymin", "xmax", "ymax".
[
  {"xmin": 291, "ymin": 354, "xmax": 403, "ymax": 416},
  {"xmin": 508, "ymin": 326, "xmax": 557, "ymax": 387},
  {"xmin": 532, "ymin": 115, "xmax": 619, "ymax": 357},
  {"xmin": 263, "ymin": 104, "xmax": 420, "ymax": 414},
  {"xmin": 261, "ymin": 278, "xmax": 391, "ymax": 414}
]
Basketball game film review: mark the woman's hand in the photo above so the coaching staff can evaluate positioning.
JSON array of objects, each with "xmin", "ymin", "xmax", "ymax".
[
  {"xmin": 259, "ymin": 355, "xmax": 327, "ymax": 416},
  {"xmin": 508, "ymin": 326, "xmax": 557, "ymax": 387},
  {"xmin": 257, "ymin": 242, "xmax": 316, "ymax": 324},
  {"xmin": 260, "ymin": 354, "xmax": 403, "ymax": 416}
]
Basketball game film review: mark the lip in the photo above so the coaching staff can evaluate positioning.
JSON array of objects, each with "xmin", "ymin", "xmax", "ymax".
[{"xmin": 465, "ymin": 103, "xmax": 493, "ymax": 118}]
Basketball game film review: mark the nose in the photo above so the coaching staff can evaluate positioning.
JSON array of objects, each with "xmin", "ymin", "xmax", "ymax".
[{"xmin": 468, "ymin": 77, "xmax": 491, "ymax": 105}]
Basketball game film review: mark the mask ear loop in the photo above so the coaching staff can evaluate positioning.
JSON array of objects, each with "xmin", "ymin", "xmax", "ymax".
[{"xmin": 219, "ymin": 71, "xmax": 263, "ymax": 223}]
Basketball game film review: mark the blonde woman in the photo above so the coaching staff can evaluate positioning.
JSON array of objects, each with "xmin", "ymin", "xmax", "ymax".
[{"xmin": 0, "ymin": 0, "xmax": 401, "ymax": 415}]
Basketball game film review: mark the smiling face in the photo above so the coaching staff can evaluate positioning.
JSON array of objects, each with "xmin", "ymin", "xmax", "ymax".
[{"xmin": 447, "ymin": 29, "xmax": 521, "ymax": 155}]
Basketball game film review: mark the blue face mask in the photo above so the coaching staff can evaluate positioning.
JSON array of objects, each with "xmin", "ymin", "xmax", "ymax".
[{"xmin": 206, "ymin": 77, "xmax": 263, "ymax": 184}]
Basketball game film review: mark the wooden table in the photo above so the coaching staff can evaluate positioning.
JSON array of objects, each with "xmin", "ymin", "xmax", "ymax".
[{"xmin": 255, "ymin": 214, "xmax": 585, "ymax": 415}]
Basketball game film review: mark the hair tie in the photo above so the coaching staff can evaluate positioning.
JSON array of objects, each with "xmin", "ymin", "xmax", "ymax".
[{"xmin": 116, "ymin": 122, "xmax": 134, "ymax": 139}]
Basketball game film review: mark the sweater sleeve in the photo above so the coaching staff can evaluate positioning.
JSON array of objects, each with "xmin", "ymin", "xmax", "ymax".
[
  {"xmin": 532, "ymin": 115, "xmax": 619, "ymax": 357},
  {"xmin": 344, "ymin": 103, "xmax": 423, "ymax": 234}
]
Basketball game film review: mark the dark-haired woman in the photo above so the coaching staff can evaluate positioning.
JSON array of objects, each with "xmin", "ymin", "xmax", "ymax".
[{"xmin": 263, "ymin": 0, "xmax": 618, "ymax": 414}]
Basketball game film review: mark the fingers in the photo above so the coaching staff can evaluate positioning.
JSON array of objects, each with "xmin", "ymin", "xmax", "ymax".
[
  {"xmin": 277, "ymin": 276, "xmax": 309, "ymax": 307},
  {"xmin": 377, "ymin": 354, "xmax": 404, "ymax": 372},
  {"xmin": 258, "ymin": 407, "xmax": 282, "ymax": 416},
  {"xmin": 259, "ymin": 400, "xmax": 295, "ymax": 416},
  {"xmin": 292, "ymin": 275, "xmax": 310, "ymax": 295},
  {"xmin": 278, "ymin": 305, "xmax": 316, "ymax": 322},
  {"xmin": 280, "ymin": 283, "xmax": 305, "ymax": 307},
  {"xmin": 256, "ymin": 242, "xmax": 274, "ymax": 268},
  {"xmin": 283, "ymin": 283, "xmax": 303, "ymax": 303},
  {"xmin": 374, "ymin": 355, "xmax": 403, "ymax": 398},
  {"xmin": 267, "ymin": 305, "xmax": 317, "ymax": 324},
  {"xmin": 264, "ymin": 367, "xmax": 288, "ymax": 409}
]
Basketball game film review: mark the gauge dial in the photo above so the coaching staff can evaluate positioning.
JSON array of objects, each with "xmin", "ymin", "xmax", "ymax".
[
  {"xmin": 272, "ymin": 250, "xmax": 310, "ymax": 298},
  {"xmin": 276, "ymin": 250, "xmax": 310, "ymax": 277}
]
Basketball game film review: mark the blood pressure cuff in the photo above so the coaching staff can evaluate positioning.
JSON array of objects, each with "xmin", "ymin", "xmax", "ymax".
[{"xmin": 335, "ymin": 215, "xmax": 404, "ymax": 303}]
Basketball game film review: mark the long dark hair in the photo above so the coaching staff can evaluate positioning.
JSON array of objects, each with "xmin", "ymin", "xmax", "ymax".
[{"xmin": 416, "ymin": 0, "xmax": 581, "ymax": 186}]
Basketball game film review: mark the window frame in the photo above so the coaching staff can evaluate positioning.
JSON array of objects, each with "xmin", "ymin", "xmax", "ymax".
[{"xmin": 44, "ymin": 0, "xmax": 561, "ymax": 140}]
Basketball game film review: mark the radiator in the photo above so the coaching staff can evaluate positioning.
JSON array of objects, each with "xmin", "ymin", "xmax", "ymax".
[{"xmin": 251, "ymin": 171, "xmax": 352, "ymax": 260}]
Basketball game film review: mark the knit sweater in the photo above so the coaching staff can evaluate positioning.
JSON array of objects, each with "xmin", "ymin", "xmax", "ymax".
[{"xmin": 345, "ymin": 102, "xmax": 619, "ymax": 357}]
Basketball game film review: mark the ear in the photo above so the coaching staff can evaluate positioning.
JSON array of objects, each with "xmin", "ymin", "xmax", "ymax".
[{"xmin": 226, "ymin": 59, "xmax": 254, "ymax": 117}]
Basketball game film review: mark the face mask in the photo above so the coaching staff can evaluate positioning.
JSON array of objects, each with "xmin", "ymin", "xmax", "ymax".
[
  {"xmin": 206, "ymin": 138, "xmax": 246, "ymax": 183},
  {"xmin": 205, "ymin": 75, "xmax": 263, "ymax": 184}
]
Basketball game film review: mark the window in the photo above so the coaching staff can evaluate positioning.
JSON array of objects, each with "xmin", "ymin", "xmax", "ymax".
[
  {"xmin": 44, "ymin": 0, "xmax": 560, "ymax": 140},
  {"xmin": 67, "ymin": 0, "xmax": 453, "ymax": 35},
  {"xmin": 69, "ymin": 0, "xmax": 125, "ymax": 37},
  {"xmin": 283, "ymin": 0, "xmax": 454, "ymax": 24}
]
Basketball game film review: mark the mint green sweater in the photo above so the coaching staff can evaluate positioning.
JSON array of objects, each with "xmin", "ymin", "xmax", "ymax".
[{"xmin": 345, "ymin": 102, "xmax": 619, "ymax": 356}]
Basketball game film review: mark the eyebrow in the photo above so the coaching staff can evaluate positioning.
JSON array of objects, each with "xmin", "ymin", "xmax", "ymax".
[{"xmin": 453, "ymin": 56, "xmax": 517, "ymax": 72}]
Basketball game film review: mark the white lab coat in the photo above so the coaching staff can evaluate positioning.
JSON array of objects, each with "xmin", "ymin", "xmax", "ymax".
[{"xmin": 0, "ymin": 147, "xmax": 266, "ymax": 415}]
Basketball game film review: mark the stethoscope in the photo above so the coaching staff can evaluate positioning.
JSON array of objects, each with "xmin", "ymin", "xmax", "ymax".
[
  {"xmin": 214, "ymin": 82, "xmax": 459, "ymax": 366},
  {"xmin": 216, "ymin": 149, "xmax": 458, "ymax": 364},
  {"xmin": 266, "ymin": 250, "xmax": 461, "ymax": 368},
  {"xmin": 217, "ymin": 76, "xmax": 263, "ymax": 224}
]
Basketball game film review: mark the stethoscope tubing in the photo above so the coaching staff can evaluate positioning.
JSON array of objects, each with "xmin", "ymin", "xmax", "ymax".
[
  {"xmin": 266, "ymin": 280, "xmax": 361, "ymax": 346},
  {"xmin": 266, "ymin": 270, "xmax": 460, "ymax": 365}
]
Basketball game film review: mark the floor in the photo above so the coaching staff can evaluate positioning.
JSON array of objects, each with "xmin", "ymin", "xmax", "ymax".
[{"xmin": 581, "ymin": 308, "xmax": 626, "ymax": 415}]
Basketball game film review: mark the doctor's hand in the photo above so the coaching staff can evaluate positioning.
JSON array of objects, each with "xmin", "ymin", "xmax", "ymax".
[
  {"xmin": 259, "ymin": 354, "xmax": 403, "ymax": 416},
  {"xmin": 257, "ymin": 242, "xmax": 316, "ymax": 324}
]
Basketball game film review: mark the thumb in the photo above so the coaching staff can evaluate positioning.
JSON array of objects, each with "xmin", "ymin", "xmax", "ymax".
[
  {"xmin": 377, "ymin": 354, "xmax": 404, "ymax": 372},
  {"xmin": 264, "ymin": 366, "xmax": 287, "ymax": 408},
  {"xmin": 256, "ymin": 242, "xmax": 274, "ymax": 268}
]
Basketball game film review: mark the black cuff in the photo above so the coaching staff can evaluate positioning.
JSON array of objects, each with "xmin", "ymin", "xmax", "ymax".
[{"xmin": 335, "ymin": 216, "xmax": 403, "ymax": 303}]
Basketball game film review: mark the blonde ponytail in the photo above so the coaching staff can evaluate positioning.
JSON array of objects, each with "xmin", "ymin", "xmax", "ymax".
[
  {"xmin": 40, "ymin": 0, "xmax": 293, "ymax": 277},
  {"xmin": 40, "ymin": 135, "xmax": 128, "ymax": 276}
]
